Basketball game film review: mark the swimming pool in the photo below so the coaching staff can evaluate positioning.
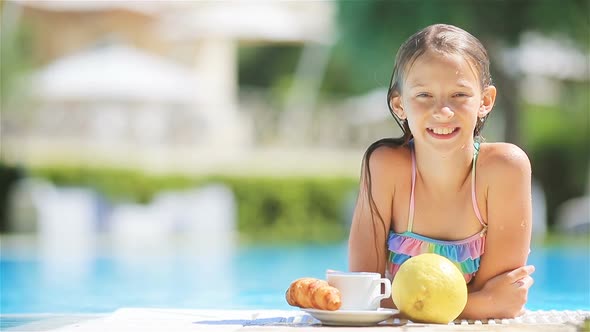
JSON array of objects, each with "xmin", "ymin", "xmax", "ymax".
[{"xmin": 1, "ymin": 238, "xmax": 589, "ymax": 313}]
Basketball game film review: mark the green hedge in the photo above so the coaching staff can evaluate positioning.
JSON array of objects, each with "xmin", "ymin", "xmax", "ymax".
[
  {"xmin": 0, "ymin": 164, "xmax": 27, "ymax": 232},
  {"xmin": 523, "ymin": 95, "xmax": 589, "ymax": 228},
  {"xmin": 29, "ymin": 166, "xmax": 359, "ymax": 243}
]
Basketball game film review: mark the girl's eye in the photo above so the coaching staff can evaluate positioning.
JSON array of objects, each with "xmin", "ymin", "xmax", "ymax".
[
  {"xmin": 417, "ymin": 93, "xmax": 431, "ymax": 98},
  {"xmin": 453, "ymin": 93, "xmax": 470, "ymax": 97}
]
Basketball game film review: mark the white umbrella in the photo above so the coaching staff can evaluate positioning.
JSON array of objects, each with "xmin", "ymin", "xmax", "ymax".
[
  {"xmin": 158, "ymin": 2, "xmax": 335, "ymax": 44},
  {"xmin": 502, "ymin": 32, "xmax": 589, "ymax": 81},
  {"xmin": 32, "ymin": 45, "xmax": 202, "ymax": 103}
]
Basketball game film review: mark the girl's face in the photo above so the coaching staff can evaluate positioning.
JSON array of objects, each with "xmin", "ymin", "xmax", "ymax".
[{"xmin": 391, "ymin": 50, "xmax": 495, "ymax": 150}]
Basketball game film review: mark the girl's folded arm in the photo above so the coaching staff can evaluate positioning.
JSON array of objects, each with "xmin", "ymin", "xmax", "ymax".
[{"xmin": 461, "ymin": 143, "xmax": 533, "ymax": 319}]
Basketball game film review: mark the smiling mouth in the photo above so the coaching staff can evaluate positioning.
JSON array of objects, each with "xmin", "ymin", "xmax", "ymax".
[{"xmin": 427, "ymin": 127, "xmax": 458, "ymax": 135}]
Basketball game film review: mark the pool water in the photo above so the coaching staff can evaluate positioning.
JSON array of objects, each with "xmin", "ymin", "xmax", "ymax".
[{"xmin": 1, "ymin": 240, "xmax": 589, "ymax": 313}]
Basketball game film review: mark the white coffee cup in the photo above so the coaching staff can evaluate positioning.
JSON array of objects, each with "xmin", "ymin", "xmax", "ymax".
[{"xmin": 326, "ymin": 271, "xmax": 391, "ymax": 311}]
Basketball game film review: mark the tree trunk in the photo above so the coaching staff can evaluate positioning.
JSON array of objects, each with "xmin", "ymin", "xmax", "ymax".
[
  {"xmin": 485, "ymin": 39, "xmax": 522, "ymax": 146},
  {"xmin": 491, "ymin": 61, "xmax": 521, "ymax": 145}
]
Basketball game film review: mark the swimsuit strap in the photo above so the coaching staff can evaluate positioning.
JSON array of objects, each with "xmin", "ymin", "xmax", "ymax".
[
  {"xmin": 471, "ymin": 141, "xmax": 486, "ymax": 227},
  {"xmin": 407, "ymin": 141, "xmax": 487, "ymax": 233},
  {"xmin": 408, "ymin": 141, "xmax": 417, "ymax": 232}
]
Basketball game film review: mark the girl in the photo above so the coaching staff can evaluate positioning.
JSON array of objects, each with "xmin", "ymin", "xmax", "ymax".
[{"xmin": 348, "ymin": 24, "xmax": 534, "ymax": 319}]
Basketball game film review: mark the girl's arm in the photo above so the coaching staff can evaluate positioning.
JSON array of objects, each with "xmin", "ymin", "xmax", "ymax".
[
  {"xmin": 462, "ymin": 265, "xmax": 535, "ymax": 319},
  {"xmin": 348, "ymin": 146, "xmax": 397, "ymax": 278},
  {"xmin": 461, "ymin": 143, "xmax": 534, "ymax": 319}
]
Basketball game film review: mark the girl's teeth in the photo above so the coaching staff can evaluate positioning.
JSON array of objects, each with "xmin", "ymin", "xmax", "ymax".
[{"xmin": 431, "ymin": 127, "xmax": 456, "ymax": 135}]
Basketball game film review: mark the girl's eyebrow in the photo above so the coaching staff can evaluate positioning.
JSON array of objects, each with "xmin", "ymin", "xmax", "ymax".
[
  {"xmin": 455, "ymin": 79, "xmax": 476, "ymax": 88},
  {"xmin": 408, "ymin": 82, "xmax": 426, "ymax": 89},
  {"xmin": 409, "ymin": 82, "xmax": 474, "ymax": 89}
]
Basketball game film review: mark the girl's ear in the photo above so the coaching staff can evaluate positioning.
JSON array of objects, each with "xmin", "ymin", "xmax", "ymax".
[
  {"xmin": 389, "ymin": 92, "xmax": 406, "ymax": 119},
  {"xmin": 479, "ymin": 85, "xmax": 497, "ymax": 118}
]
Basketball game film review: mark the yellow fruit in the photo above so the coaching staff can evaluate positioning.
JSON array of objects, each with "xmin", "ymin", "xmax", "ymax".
[{"xmin": 392, "ymin": 253, "xmax": 467, "ymax": 324}]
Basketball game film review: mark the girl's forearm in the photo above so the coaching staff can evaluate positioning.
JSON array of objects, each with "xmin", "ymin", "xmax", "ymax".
[
  {"xmin": 460, "ymin": 290, "xmax": 495, "ymax": 320},
  {"xmin": 381, "ymin": 297, "xmax": 395, "ymax": 309},
  {"xmin": 383, "ymin": 290, "xmax": 498, "ymax": 320}
]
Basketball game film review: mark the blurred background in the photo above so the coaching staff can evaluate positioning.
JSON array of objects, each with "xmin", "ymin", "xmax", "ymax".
[{"xmin": 0, "ymin": 0, "xmax": 588, "ymax": 316}]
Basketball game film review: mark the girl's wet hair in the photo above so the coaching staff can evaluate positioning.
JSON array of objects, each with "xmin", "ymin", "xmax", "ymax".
[
  {"xmin": 358, "ymin": 24, "xmax": 492, "ymax": 265},
  {"xmin": 386, "ymin": 23, "xmax": 492, "ymax": 146}
]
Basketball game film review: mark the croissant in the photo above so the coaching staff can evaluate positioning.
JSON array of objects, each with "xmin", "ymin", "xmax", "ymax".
[{"xmin": 285, "ymin": 277, "xmax": 342, "ymax": 311}]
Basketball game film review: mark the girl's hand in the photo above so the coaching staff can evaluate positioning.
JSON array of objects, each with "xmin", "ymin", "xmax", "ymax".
[{"xmin": 480, "ymin": 265, "xmax": 535, "ymax": 318}]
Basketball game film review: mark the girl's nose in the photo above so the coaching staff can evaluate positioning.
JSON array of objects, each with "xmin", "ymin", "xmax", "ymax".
[{"xmin": 433, "ymin": 106, "xmax": 454, "ymax": 120}]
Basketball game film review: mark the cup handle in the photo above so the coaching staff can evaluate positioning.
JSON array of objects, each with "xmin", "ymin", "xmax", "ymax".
[{"xmin": 370, "ymin": 278, "xmax": 392, "ymax": 308}]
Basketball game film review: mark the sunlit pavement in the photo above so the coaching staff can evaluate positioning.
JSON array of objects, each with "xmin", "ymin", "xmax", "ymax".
[{"xmin": 2, "ymin": 308, "xmax": 588, "ymax": 331}]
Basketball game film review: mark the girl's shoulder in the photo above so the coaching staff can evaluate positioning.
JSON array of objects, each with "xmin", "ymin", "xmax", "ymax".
[
  {"xmin": 365, "ymin": 141, "xmax": 411, "ymax": 168},
  {"xmin": 478, "ymin": 142, "xmax": 532, "ymax": 180},
  {"xmin": 363, "ymin": 140, "xmax": 411, "ymax": 182}
]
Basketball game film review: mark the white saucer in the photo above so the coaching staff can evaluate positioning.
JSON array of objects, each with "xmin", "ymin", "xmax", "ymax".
[{"xmin": 302, "ymin": 308, "xmax": 399, "ymax": 326}]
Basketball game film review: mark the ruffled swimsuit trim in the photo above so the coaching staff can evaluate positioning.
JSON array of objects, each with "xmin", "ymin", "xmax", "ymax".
[
  {"xmin": 386, "ymin": 141, "xmax": 487, "ymax": 283},
  {"xmin": 387, "ymin": 230, "xmax": 485, "ymax": 279}
]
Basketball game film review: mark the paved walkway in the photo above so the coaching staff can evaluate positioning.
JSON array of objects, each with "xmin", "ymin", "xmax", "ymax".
[{"xmin": 3, "ymin": 308, "xmax": 589, "ymax": 332}]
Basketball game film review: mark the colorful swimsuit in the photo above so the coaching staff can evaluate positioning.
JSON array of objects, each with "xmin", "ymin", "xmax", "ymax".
[{"xmin": 386, "ymin": 142, "xmax": 487, "ymax": 284}]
